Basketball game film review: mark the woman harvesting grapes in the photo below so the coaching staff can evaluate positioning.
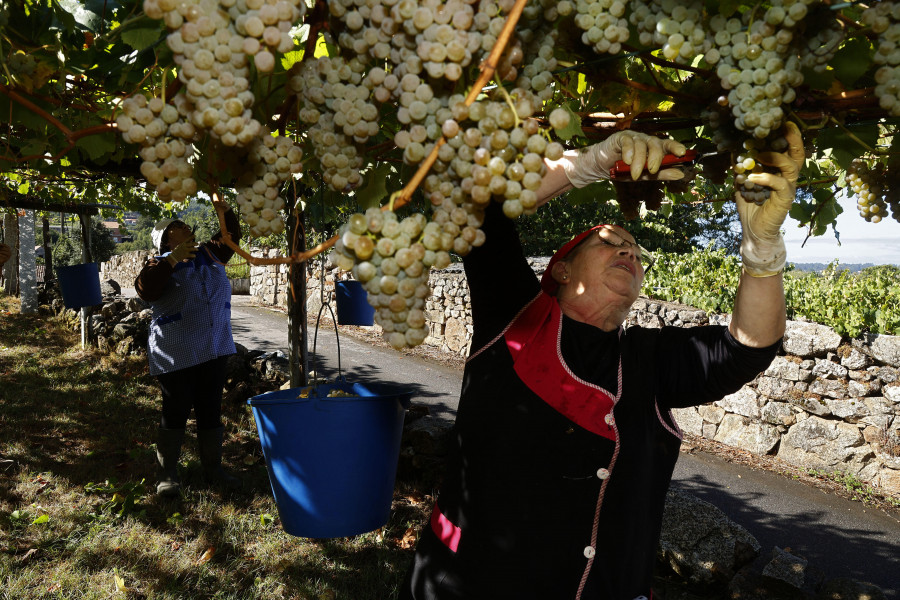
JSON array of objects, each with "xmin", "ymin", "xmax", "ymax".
[
  {"xmin": 400, "ymin": 123, "xmax": 804, "ymax": 600},
  {"xmin": 135, "ymin": 198, "xmax": 243, "ymax": 497}
]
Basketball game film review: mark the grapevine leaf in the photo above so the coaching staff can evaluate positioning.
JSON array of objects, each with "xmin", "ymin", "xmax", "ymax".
[
  {"xmin": 577, "ymin": 72, "xmax": 587, "ymax": 95},
  {"xmin": 800, "ymin": 67, "xmax": 834, "ymax": 92},
  {"xmin": 20, "ymin": 141, "xmax": 47, "ymax": 158},
  {"xmin": 789, "ymin": 198, "xmax": 815, "ymax": 223},
  {"xmin": 57, "ymin": 0, "xmax": 103, "ymax": 31},
  {"xmin": 816, "ymin": 124, "xmax": 878, "ymax": 171},
  {"xmin": 564, "ymin": 181, "xmax": 615, "ymax": 206},
  {"xmin": 121, "ymin": 28, "xmax": 162, "ymax": 52},
  {"xmin": 551, "ymin": 104, "xmax": 586, "ymax": 141},
  {"xmin": 809, "ymin": 188, "xmax": 841, "ymax": 235},
  {"xmin": 281, "ymin": 49, "xmax": 304, "ymax": 70},
  {"xmin": 355, "ymin": 164, "xmax": 392, "ymax": 210},
  {"xmin": 829, "ymin": 37, "xmax": 873, "ymax": 88},
  {"xmin": 75, "ymin": 133, "xmax": 116, "ymax": 162}
]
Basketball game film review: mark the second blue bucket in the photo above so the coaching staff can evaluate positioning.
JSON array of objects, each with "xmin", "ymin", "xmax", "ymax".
[
  {"xmin": 56, "ymin": 263, "xmax": 102, "ymax": 309},
  {"xmin": 248, "ymin": 381, "xmax": 412, "ymax": 538},
  {"xmin": 335, "ymin": 280, "xmax": 374, "ymax": 325}
]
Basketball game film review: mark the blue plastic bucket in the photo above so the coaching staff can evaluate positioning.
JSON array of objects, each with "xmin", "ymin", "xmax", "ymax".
[
  {"xmin": 335, "ymin": 280, "xmax": 374, "ymax": 326},
  {"xmin": 56, "ymin": 263, "xmax": 102, "ymax": 309},
  {"xmin": 248, "ymin": 381, "xmax": 412, "ymax": 538}
]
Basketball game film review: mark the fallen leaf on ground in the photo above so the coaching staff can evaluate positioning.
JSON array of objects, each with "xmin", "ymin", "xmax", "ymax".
[
  {"xmin": 397, "ymin": 527, "xmax": 417, "ymax": 549},
  {"xmin": 197, "ymin": 547, "xmax": 215, "ymax": 564},
  {"xmin": 19, "ymin": 548, "xmax": 37, "ymax": 562},
  {"xmin": 114, "ymin": 569, "xmax": 128, "ymax": 593}
]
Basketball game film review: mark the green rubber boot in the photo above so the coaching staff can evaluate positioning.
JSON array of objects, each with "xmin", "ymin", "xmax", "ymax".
[
  {"xmin": 156, "ymin": 427, "xmax": 185, "ymax": 497},
  {"xmin": 197, "ymin": 426, "xmax": 241, "ymax": 490}
]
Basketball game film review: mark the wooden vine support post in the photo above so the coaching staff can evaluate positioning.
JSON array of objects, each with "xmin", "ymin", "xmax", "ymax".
[{"xmin": 212, "ymin": 0, "xmax": 529, "ymax": 266}]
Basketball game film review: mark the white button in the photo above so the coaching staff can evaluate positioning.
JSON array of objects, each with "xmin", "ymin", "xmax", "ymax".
[
  {"xmin": 604, "ymin": 413, "xmax": 614, "ymax": 426},
  {"xmin": 596, "ymin": 468, "xmax": 610, "ymax": 480},
  {"xmin": 583, "ymin": 545, "xmax": 595, "ymax": 559}
]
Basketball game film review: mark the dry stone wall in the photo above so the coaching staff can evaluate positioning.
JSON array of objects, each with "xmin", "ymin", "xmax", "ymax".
[
  {"xmin": 99, "ymin": 250, "xmax": 154, "ymax": 289},
  {"xmin": 230, "ymin": 251, "xmax": 900, "ymax": 496}
]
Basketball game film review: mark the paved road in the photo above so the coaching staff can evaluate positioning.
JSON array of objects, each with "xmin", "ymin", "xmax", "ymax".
[{"xmin": 222, "ymin": 296, "xmax": 900, "ymax": 594}]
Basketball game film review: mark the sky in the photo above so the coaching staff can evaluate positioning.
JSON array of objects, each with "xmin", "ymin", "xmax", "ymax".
[{"xmin": 782, "ymin": 196, "xmax": 900, "ymax": 266}]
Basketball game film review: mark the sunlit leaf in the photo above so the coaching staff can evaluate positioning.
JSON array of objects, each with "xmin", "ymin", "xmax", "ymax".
[
  {"xmin": 830, "ymin": 37, "xmax": 873, "ymax": 88},
  {"xmin": 121, "ymin": 28, "xmax": 162, "ymax": 52},
  {"xmin": 550, "ymin": 104, "xmax": 586, "ymax": 141},
  {"xmin": 113, "ymin": 568, "xmax": 129, "ymax": 593},
  {"xmin": 281, "ymin": 49, "xmax": 304, "ymax": 70},
  {"xmin": 355, "ymin": 163, "xmax": 393, "ymax": 210}
]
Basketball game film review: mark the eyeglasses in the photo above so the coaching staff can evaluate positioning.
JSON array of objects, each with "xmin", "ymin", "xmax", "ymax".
[{"xmin": 596, "ymin": 229, "xmax": 655, "ymax": 274}]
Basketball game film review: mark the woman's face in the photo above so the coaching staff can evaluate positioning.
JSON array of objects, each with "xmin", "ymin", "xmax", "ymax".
[
  {"xmin": 561, "ymin": 225, "xmax": 646, "ymax": 305},
  {"xmin": 164, "ymin": 221, "xmax": 194, "ymax": 251}
]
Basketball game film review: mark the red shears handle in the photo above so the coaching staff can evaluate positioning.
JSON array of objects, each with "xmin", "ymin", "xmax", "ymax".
[{"xmin": 610, "ymin": 148, "xmax": 698, "ymax": 179}]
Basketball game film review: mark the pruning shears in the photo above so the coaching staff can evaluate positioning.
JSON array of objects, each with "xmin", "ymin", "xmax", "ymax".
[{"xmin": 610, "ymin": 149, "xmax": 720, "ymax": 179}]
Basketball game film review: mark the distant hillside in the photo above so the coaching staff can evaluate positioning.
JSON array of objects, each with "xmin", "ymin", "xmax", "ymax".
[{"xmin": 788, "ymin": 262, "xmax": 878, "ymax": 273}]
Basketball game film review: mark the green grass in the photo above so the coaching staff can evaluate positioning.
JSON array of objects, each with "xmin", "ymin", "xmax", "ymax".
[{"xmin": 0, "ymin": 294, "xmax": 430, "ymax": 599}]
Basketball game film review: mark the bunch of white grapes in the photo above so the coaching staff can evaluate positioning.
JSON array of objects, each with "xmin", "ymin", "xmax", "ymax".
[
  {"xmin": 291, "ymin": 56, "xmax": 379, "ymax": 191},
  {"xmin": 331, "ymin": 209, "xmax": 442, "ymax": 350},
  {"xmin": 233, "ymin": 127, "xmax": 303, "ymax": 237},
  {"xmin": 563, "ymin": 0, "xmax": 629, "ymax": 56},
  {"xmin": 847, "ymin": 159, "xmax": 894, "ymax": 224},
  {"xmin": 798, "ymin": 4, "xmax": 844, "ymax": 73},
  {"xmin": 630, "ymin": 0, "xmax": 708, "ymax": 63},
  {"xmin": 131, "ymin": 0, "xmax": 305, "ymax": 236},
  {"xmin": 864, "ymin": 1, "xmax": 900, "ymax": 116},
  {"xmin": 705, "ymin": 3, "xmax": 808, "ymax": 141},
  {"xmin": 118, "ymin": 94, "xmax": 198, "ymax": 204}
]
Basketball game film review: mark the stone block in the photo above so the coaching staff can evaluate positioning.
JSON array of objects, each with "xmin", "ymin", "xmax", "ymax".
[
  {"xmin": 777, "ymin": 416, "xmax": 874, "ymax": 475},
  {"xmin": 764, "ymin": 356, "xmax": 813, "ymax": 382},
  {"xmin": 762, "ymin": 546, "xmax": 808, "ymax": 590},
  {"xmin": 848, "ymin": 378, "xmax": 881, "ymax": 397},
  {"xmin": 856, "ymin": 333, "xmax": 900, "ymax": 368},
  {"xmin": 782, "ymin": 321, "xmax": 842, "ymax": 357},
  {"xmin": 812, "ymin": 359, "xmax": 848, "ymax": 380},
  {"xmin": 790, "ymin": 393, "xmax": 831, "ymax": 416},
  {"xmin": 757, "ymin": 376, "xmax": 800, "ymax": 401},
  {"xmin": 714, "ymin": 413, "xmax": 781, "ymax": 454},
  {"xmin": 884, "ymin": 385, "xmax": 900, "ymax": 404},
  {"xmin": 824, "ymin": 398, "xmax": 870, "ymax": 421},
  {"xmin": 840, "ymin": 346, "xmax": 872, "ymax": 370},
  {"xmin": 672, "ymin": 407, "xmax": 703, "ymax": 437},
  {"xmin": 761, "ymin": 401, "xmax": 796, "ymax": 426},
  {"xmin": 716, "ymin": 386, "xmax": 761, "ymax": 418},
  {"xmin": 807, "ymin": 378, "xmax": 848, "ymax": 399},
  {"xmin": 698, "ymin": 404, "xmax": 725, "ymax": 424},
  {"xmin": 876, "ymin": 366, "xmax": 899, "ymax": 384}
]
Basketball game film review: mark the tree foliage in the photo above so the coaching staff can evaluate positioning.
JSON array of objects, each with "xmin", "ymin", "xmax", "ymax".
[
  {"xmin": 51, "ymin": 219, "xmax": 117, "ymax": 266},
  {"xmin": 1, "ymin": 0, "xmax": 898, "ymax": 253}
]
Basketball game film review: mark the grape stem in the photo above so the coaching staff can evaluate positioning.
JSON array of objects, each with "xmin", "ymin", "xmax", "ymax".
[
  {"xmin": 829, "ymin": 116, "xmax": 881, "ymax": 155},
  {"xmin": 493, "ymin": 73, "xmax": 522, "ymax": 128},
  {"xmin": 387, "ymin": 0, "xmax": 528, "ymax": 214}
]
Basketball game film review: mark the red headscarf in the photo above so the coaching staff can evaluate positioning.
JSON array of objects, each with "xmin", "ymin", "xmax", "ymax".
[{"xmin": 540, "ymin": 224, "xmax": 614, "ymax": 295}]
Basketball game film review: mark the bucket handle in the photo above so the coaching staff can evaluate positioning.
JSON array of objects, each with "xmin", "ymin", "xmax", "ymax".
[{"xmin": 311, "ymin": 291, "xmax": 342, "ymax": 382}]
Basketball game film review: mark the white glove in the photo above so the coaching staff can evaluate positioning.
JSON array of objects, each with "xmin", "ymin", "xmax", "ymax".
[
  {"xmin": 737, "ymin": 122, "xmax": 805, "ymax": 277},
  {"xmin": 562, "ymin": 130, "xmax": 688, "ymax": 186}
]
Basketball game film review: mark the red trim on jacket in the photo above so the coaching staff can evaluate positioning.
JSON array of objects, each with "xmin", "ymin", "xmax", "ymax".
[
  {"xmin": 430, "ymin": 504, "xmax": 461, "ymax": 553},
  {"xmin": 505, "ymin": 293, "xmax": 617, "ymax": 440}
]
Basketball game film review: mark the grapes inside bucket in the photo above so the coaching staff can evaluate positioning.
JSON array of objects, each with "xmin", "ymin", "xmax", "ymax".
[{"xmin": 248, "ymin": 379, "xmax": 412, "ymax": 538}]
